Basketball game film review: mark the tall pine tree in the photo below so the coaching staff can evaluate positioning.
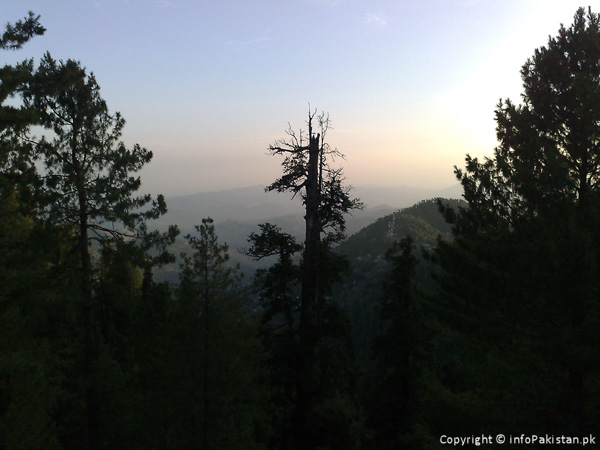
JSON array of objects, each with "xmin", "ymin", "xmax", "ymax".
[
  {"xmin": 174, "ymin": 218, "xmax": 266, "ymax": 450},
  {"xmin": 434, "ymin": 7, "xmax": 600, "ymax": 436},
  {"xmin": 21, "ymin": 53, "xmax": 175, "ymax": 450}
]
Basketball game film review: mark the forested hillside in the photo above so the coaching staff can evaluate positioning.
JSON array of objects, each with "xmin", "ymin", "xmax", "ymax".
[
  {"xmin": 334, "ymin": 198, "xmax": 464, "ymax": 364},
  {"xmin": 337, "ymin": 198, "xmax": 462, "ymax": 260},
  {"xmin": 2, "ymin": 8, "xmax": 600, "ymax": 450}
]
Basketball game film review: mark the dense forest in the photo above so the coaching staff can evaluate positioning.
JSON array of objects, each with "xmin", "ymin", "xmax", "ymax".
[{"xmin": 2, "ymin": 7, "xmax": 600, "ymax": 449}]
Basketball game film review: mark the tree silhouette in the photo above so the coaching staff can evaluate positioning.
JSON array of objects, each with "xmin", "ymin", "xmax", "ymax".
[
  {"xmin": 177, "ymin": 218, "xmax": 265, "ymax": 449},
  {"xmin": 22, "ymin": 53, "xmax": 175, "ymax": 450},
  {"xmin": 262, "ymin": 108, "xmax": 362, "ymax": 449},
  {"xmin": 434, "ymin": 7, "xmax": 600, "ymax": 435},
  {"xmin": 0, "ymin": 12, "xmax": 45, "ymax": 200}
]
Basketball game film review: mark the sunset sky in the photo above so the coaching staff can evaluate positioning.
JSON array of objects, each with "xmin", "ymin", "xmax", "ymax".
[{"xmin": 3, "ymin": 0, "xmax": 595, "ymax": 196}]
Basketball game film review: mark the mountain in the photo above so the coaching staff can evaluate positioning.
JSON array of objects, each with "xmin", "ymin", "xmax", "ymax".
[
  {"xmin": 153, "ymin": 183, "xmax": 463, "ymax": 233},
  {"xmin": 335, "ymin": 197, "xmax": 464, "ymax": 299},
  {"xmin": 333, "ymin": 198, "xmax": 466, "ymax": 363},
  {"xmin": 152, "ymin": 191, "xmax": 465, "ymax": 364},
  {"xmin": 337, "ymin": 197, "xmax": 462, "ymax": 259},
  {"xmin": 151, "ymin": 185, "xmax": 464, "ymax": 282},
  {"xmin": 354, "ymin": 184, "xmax": 463, "ymax": 210}
]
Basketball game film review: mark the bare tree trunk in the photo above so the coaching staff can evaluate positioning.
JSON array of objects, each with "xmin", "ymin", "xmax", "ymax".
[{"xmin": 294, "ymin": 129, "xmax": 321, "ymax": 449}]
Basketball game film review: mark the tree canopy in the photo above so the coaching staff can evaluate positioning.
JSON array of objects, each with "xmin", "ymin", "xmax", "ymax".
[{"xmin": 434, "ymin": 6, "xmax": 600, "ymax": 436}]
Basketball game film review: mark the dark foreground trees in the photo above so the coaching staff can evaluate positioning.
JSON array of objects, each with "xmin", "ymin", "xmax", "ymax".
[
  {"xmin": 175, "ymin": 218, "xmax": 266, "ymax": 450},
  {"xmin": 22, "ymin": 53, "xmax": 177, "ymax": 450},
  {"xmin": 366, "ymin": 237, "xmax": 426, "ymax": 449},
  {"xmin": 433, "ymin": 7, "xmax": 600, "ymax": 436},
  {"xmin": 1, "ymin": 15, "xmax": 180, "ymax": 449}
]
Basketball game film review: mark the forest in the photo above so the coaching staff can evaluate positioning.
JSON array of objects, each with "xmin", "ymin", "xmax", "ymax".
[{"xmin": 1, "ymin": 7, "xmax": 600, "ymax": 450}]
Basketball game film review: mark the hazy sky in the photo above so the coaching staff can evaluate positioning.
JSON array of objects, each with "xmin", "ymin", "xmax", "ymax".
[{"xmin": 3, "ymin": 0, "xmax": 595, "ymax": 196}]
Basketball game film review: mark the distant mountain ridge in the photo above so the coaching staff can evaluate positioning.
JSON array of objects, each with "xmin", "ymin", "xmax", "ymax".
[
  {"xmin": 150, "ymin": 184, "xmax": 464, "ymax": 282},
  {"xmin": 152, "ymin": 183, "xmax": 464, "ymax": 234},
  {"xmin": 337, "ymin": 197, "xmax": 464, "ymax": 261}
]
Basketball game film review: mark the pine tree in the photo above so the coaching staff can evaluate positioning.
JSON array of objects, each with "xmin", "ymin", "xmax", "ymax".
[
  {"xmin": 0, "ymin": 11, "xmax": 45, "ymax": 202},
  {"xmin": 245, "ymin": 223, "xmax": 301, "ymax": 447},
  {"xmin": 0, "ymin": 11, "xmax": 45, "ymax": 51},
  {"xmin": 0, "ymin": 14, "xmax": 76, "ymax": 449},
  {"xmin": 259, "ymin": 109, "xmax": 363, "ymax": 449},
  {"xmin": 368, "ymin": 237, "xmax": 422, "ymax": 449},
  {"xmin": 20, "ymin": 53, "xmax": 175, "ymax": 450},
  {"xmin": 434, "ymin": 7, "xmax": 600, "ymax": 436},
  {"xmin": 174, "ymin": 218, "xmax": 266, "ymax": 450}
]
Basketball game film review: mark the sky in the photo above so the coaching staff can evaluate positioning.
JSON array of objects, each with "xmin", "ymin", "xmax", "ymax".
[{"xmin": 3, "ymin": 0, "xmax": 597, "ymax": 196}]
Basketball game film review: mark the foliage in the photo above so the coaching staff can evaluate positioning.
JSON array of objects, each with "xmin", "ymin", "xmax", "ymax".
[
  {"xmin": 174, "ymin": 218, "xmax": 267, "ymax": 450},
  {"xmin": 433, "ymin": 6, "xmax": 600, "ymax": 436},
  {"xmin": 366, "ymin": 237, "xmax": 427, "ymax": 449},
  {"xmin": 0, "ymin": 193, "xmax": 82, "ymax": 450},
  {"xmin": 0, "ymin": 11, "xmax": 45, "ymax": 51},
  {"xmin": 0, "ymin": 12, "xmax": 44, "ymax": 203},
  {"xmin": 24, "ymin": 53, "xmax": 169, "ymax": 239}
]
